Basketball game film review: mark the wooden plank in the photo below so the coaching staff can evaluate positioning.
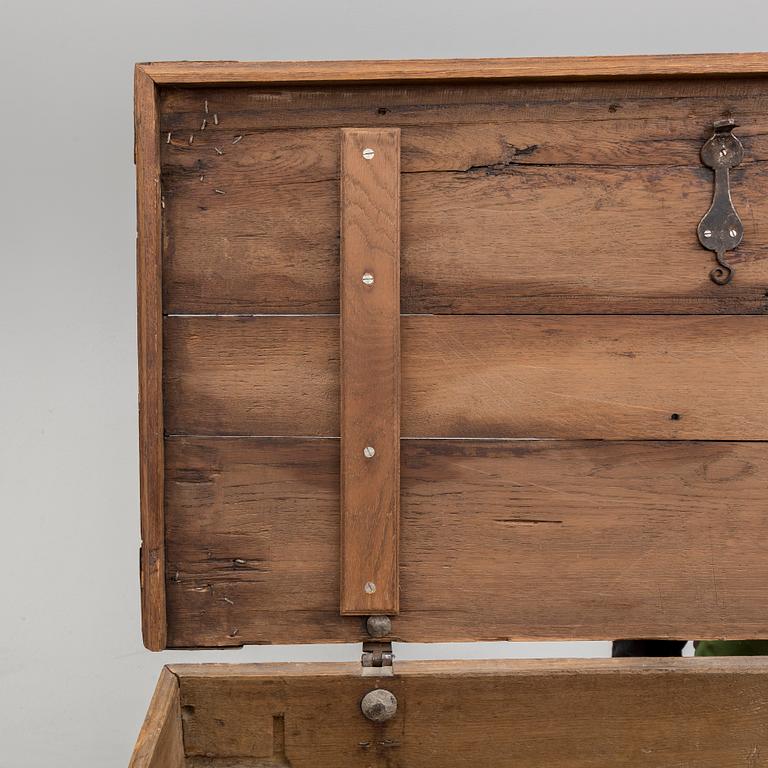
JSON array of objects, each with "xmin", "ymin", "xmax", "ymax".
[
  {"xmin": 135, "ymin": 64, "xmax": 166, "ymax": 651},
  {"xmin": 157, "ymin": 78, "xmax": 768, "ymax": 132},
  {"xmin": 140, "ymin": 53, "xmax": 768, "ymax": 85},
  {"xmin": 164, "ymin": 316, "xmax": 339, "ymax": 438},
  {"xmin": 339, "ymin": 128, "xmax": 400, "ymax": 615},
  {"xmin": 164, "ymin": 315, "xmax": 768, "ymax": 440},
  {"xmin": 164, "ymin": 437, "xmax": 768, "ymax": 646},
  {"xmin": 158, "ymin": 80, "xmax": 768, "ymax": 315},
  {"xmin": 401, "ymin": 315, "xmax": 768, "ymax": 440},
  {"xmin": 129, "ymin": 668, "xmax": 185, "ymax": 768},
  {"xmin": 169, "ymin": 658, "xmax": 768, "ymax": 767},
  {"xmin": 401, "ymin": 164, "xmax": 768, "ymax": 315},
  {"xmin": 162, "ymin": 162, "xmax": 768, "ymax": 314}
]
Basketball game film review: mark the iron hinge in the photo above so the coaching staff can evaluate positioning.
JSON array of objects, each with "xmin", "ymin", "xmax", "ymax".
[{"xmin": 361, "ymin": 641, "xmax": 394, "ymax": 676}]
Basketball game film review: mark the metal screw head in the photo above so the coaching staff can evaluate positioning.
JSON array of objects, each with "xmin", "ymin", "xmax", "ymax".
[
  {"xmin": 362, "ymin": 147, "xmax": 375, "ymax": 160},
  {"xmin": 703, "ymin": 230, "xmax": 712, "ymax": 238},
  {"xmin": 362, "ymin": 272, "xmax": 375, "ymax": 286},
  {"xmin": 363, "ymin": 446, "xmax": 375, "ymax": 458},
  {"xmin": 361, "ymin": 689, "xmax": 397, "ymax": 722},
  {"xmin": 729, "ymin": 228, "xmax": 738, "ymax": 238},
  {"xmin": 366, "ymin": 615, "xmax": 392, "ymax": 637},
  {"xmin": 364, "ymin": 581, "xmax": 377, "ymax": 594}
]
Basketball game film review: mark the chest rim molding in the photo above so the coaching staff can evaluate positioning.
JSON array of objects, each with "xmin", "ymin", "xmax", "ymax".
[{"xmin": 139, "ymin": 52, "xmax": 768, "ymax": 84}]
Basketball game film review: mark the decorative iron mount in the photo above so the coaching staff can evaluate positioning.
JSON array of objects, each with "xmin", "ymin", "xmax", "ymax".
[{"xmin": 697, "ymin": 119, "xmax": 744, "ymax": 285}]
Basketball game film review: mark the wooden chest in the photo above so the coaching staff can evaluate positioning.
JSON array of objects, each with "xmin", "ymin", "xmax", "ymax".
[{"xmin": 131, "ymin": 53, "xmax": 768, "ymax": 766}]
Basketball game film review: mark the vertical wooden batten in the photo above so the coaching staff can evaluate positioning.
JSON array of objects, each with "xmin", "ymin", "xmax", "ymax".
[
  {"xmin": 339, "ymin": 128, "xmax": 401, "ymax": 616},
  {"xmin": 135, "ymin": 65, "xmax": 166, "ymax": 651}
]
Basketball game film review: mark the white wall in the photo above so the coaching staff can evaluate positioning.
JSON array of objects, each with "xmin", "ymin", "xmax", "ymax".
[{"xmin": 1, "ymin": 0, "xmax": 760, "ymax": 764}]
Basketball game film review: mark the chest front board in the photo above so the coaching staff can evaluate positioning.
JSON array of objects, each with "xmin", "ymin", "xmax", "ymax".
[
  {"xmin": 136, "ymin": 56, "xmax": 768, "ymax": 651},
  {"xmin": 130, "ymin": 658, "xmax": 768, "ymax": 768}
]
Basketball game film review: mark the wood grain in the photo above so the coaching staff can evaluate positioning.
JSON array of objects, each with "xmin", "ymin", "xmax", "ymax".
[
  {"xmin": 129, "ymin": 667, "xmax": 185, "ymax": 768},
  {"xmin": 339, "ymin": 129, "xmax": 400, "ymax": 615},
  {"xmin": 164, "ymin": 315, "xmax": 768, "ymax": 440},
  {"xmin": 168, "ymin": 658, "xmax": 768, "ymax": 767},
  {"xmin": 158, "ymin": 80, "xmax": 768, "ymax": 314},
  {"xmin": 140, "ymin": 53, "xmax": 768, "ymax": 84},
  {"xmin": 164, "ymin": 316, "xmax": 339, "ymax": 438},
  {"xmin": 164, "ymin": 437, "xmax": 768, "ymax": 646},
  {"xmin": 135, "ymin": 65, "xmax": 166, "ymax": 651}
]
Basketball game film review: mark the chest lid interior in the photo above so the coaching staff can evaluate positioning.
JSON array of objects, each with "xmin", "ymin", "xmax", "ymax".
[{"xmin": 135, "ymin": 54, "xmax": 768, "ymax": 651}]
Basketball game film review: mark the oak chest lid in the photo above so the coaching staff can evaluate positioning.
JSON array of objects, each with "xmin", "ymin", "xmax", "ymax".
[{"xmin": 136, "ymin": 53, "xmax": 768, "ymax": 650}]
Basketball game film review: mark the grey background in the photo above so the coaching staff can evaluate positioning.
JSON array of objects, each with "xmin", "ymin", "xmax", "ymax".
[{"xmin": 2, "ymin": 0, "xmax": 762, "ymax": 763}]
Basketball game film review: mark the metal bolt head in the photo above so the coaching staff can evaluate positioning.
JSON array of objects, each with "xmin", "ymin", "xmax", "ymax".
[
  {"xmin": 364, "ymin": 581, "xmax": 377, "ymax": 594},
  {"xmin": 363, "ymin": 446, "xmax": 375, "ymax": 458},
  {"xmin": 362, "ymin": 147, "xmax": 375, "ymax": 160},
  {"xmin": 361, "ymin": 689, "xmax": 397, "ymax": 722},
  {"xmin": 362, "ymin": 272, "xmax": 375, "ymax": 286},
  {"xmin": 366, "ymin": 615, "xmax": 392, "ymax": 638}
]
